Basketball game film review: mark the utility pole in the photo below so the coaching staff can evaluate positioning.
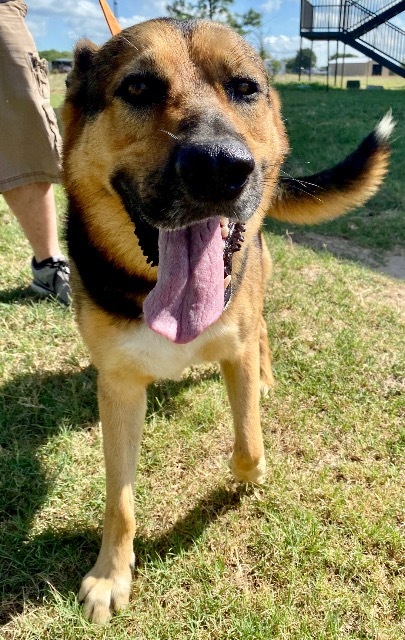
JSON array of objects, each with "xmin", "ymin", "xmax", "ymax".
[{"xmin": 113, "ymin": 0, "xmax": 118, "ymax": 17}]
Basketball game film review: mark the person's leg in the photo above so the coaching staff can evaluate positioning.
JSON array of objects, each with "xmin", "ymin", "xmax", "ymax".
[
  {"xmin": 3, "ymin": 182, "xmax": 62, "ymax": 262},
  {"xmin": 0, "ymin": 3, "xmax": 69, "ymax": 304},
  {"xmin": 3, "ymin": 182, "xmax": 70, "ymax": 304}
]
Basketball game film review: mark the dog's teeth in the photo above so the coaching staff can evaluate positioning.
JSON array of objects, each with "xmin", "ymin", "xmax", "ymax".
[
  {"xmin": 220, "ymin": 217, "xmax": 230, "ymax": 237},
  {"xmin": 224, "ymin": 275, "xmax": 231, "ymax": 289}
]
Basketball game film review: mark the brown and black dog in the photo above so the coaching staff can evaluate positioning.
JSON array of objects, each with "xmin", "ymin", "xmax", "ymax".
[{"xmin": 62, "ymin": 16, "xmax": 393, "ymax": 623}]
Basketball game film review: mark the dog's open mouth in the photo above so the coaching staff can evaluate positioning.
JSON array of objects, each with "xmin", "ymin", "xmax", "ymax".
[
  {"xmin": 110, "ymin": 171, "xmax": 248, "ymax": 343},
  {"xmin": 143, "ymin": 218, "xmax": 245, "ymax": 344}
]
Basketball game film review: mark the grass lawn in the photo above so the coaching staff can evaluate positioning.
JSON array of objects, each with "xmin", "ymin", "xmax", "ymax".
[
  {"xmin": 271, "ymin": 84, "xmax": 405, "ymax": 253},
  {"xmin": 0, "ymin": 76, "xmax": 404, "ymax": 639}
]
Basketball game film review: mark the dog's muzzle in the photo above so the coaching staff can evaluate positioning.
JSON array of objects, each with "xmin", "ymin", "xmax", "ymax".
[
  {"xmin": 174, "ymin": 141, "xmax": 255, "ymax": 202},
  {"xmin": 112, "ymin": 140, "xmax": 256, "ymax": 344}
]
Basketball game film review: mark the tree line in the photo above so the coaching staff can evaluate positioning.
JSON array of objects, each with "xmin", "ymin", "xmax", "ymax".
[
  {"xmin": 39, "ymin": 49, "xmax": 72, "ymax": 62},
  {"xmin": 43, "ymin": 0, "xmax": 363, "ymax": 78}
]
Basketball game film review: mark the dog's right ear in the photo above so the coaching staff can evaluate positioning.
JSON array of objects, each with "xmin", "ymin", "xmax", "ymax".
[
  {"xmin": 65, "ymin": 38, "xmax": 103, "ymax": 122},
  {"xmin": 66, "ymin": 39, "xmax": 98, "ymax": 88},
  {"xmin": 74, "ymin": 39, "xmax": 99, "ymax": 72},
  {"xmin": 62, "ymin": 39, "xmax": 101, "ymax": 145}
]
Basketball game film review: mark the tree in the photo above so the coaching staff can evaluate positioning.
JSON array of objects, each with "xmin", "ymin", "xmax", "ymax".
[
  {"xmin": 166, "ymin": 0, "xmax": 262, "ymax": 36},
  {"xmin": 226, "ymin": 8, "xmax": 261, "ymax": 36},
  {"xmin": 264, "ymin": 57, "xmax": 281, "ymax": 81},
  {"xmin": 286, "ymin": 48, "xmax": 317, "ymax": 72},
  {"xmin": 38, "ymin": 49, "xmax": 72, "ymax": 62},
  {"xmin": 251, "ymin": 32, "xmax": 281, "ymax": 80},
  {"xmin": 329, "ymin": 52, "xmax": 357, "ymax": 60}
]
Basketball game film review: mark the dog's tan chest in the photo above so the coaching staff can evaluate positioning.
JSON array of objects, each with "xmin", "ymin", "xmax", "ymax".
[{"xmin": 111, "ymin": 319, "xmax": 241, "ymax": 381}]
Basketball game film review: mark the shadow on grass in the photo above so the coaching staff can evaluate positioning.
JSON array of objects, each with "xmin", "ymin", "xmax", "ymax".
[
  {"xmin": 0, "ymin": 367, "xmax": 97, "ymax": 623},
  {"xmin": 0, "ymin": 285, "xmax": 36, "ymax": 305},
  {"xmin": 133, "ymin": 484, "xmax": 247, "ymax": 566},
  {"xmin": 0, "ymin": 365, "xmax": 229, "ymax": 625},
  {"xmin": 0, "ymin": 485, "xmax": 246, "ymax": 624},
  {"xmin": 265, "ymin": 220, "xmax": 405, "ymax": 281}
]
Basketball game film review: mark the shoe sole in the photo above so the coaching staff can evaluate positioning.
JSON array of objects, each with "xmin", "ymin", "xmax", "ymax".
[{"xmin": 30, "ymin": 281, "xmax": 69, "ymax": 305}]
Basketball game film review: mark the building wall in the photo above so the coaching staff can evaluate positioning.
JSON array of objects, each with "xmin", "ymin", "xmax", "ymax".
[{"xmin": 328, "ymin": 61, "xmax": 390, "ymax": 77}]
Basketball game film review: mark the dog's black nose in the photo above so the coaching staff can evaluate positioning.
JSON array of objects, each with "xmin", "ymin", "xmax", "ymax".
[{"xmin": 175, "ymin": 141, "xmax": 255, "ymax": 202}]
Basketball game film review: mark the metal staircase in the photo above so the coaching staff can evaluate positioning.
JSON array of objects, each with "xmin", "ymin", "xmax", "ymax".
[{"xmin": 300, "ymin": 0, "xmax": 405, "ymax": 78}]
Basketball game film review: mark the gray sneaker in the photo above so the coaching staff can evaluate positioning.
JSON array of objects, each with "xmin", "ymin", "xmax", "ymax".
[{"xmin": 31, "ymin": 256, "xmax": 71, "ymax": 305}]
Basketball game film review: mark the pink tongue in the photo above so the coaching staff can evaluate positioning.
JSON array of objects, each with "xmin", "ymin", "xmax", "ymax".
[{"xmin": 143, "ymin": 218, "xmax": 224, "ymax": 344}]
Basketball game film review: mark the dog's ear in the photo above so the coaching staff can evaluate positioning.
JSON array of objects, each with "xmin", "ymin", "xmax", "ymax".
[
  {"xmin": 62, "ymin": 40, "xmax": 102, "ymax": 147},
  {"xmin": 66, "ymin": 38, "xmax": 98, "ymax": 92},
  {"xmin": 269, "ymin": 113, "xmax": 394, "ymax": 224},
  {"xmin": 73, "ymin": 39, "xmax": 99, "ymax": 73},
  {"xmin": 64, "ymin": 38, "xmax": 103, "ymax": 124}
]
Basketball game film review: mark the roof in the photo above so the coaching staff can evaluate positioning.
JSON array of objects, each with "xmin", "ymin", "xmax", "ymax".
[{"xmin": 329, "ymin": 57, "xmax": 372, "ymax": 65}]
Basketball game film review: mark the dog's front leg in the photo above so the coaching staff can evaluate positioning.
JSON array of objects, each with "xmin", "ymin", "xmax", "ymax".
[
  {"xmin": 221, "ymin": 337, "xmax": 267, "ymax": 484},
  {"xmin": 79, "ymin": 372, "xmax": 146, "ymax": 624}
]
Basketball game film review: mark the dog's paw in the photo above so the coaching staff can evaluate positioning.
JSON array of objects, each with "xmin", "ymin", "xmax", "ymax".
[
  {"xmin": 79, "ymin": 561, "xmax": 133, "ymax": 624},
  {"xmin": 260, "ymin": 382, "xmax": 273, "ymax": 398},
  {"xmin": 260, "ymin": 370, "xmax": 275, "ymax": 398},
  {"xmin": 230, "ymin": 455, "xmax": 267, "ymax": 484}
]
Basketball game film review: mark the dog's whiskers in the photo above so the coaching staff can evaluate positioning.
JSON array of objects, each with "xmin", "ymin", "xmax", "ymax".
[
  {"xmin": 227, "ymin": 49, "xmax": 258, "ymax": 69},
  {"xmin": 159, "ymin": 129, "xmax": 179, "ymax": 141},
  {"xmin": 261, "ymin": 174, "xmax": 324, "ymax": 203},
  {"xmin": 283, "ymin": 182, "xmax": 324, "ymax": 202},
  {"xmin": 279, "ymin": 168, "xmax": 325, "ymax": 191},
  {"xmin": 119, "ymin": 35, "xmax": 139, "ymax": 52}
]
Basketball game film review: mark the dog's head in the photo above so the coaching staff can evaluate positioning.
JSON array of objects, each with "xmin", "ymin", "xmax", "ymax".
[
  {"xmin": 63, "ymin": 18, "xmax": 290, "ymax": 343},
  {"xmin": 63, "ymin": 19, "xmax": 288, "ymax": 233}
]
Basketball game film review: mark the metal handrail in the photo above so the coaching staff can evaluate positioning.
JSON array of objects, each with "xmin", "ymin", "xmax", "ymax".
[
  {"xmin": 300, "ymin": 0, "xmax": 405, "ymax": 75},
  {"xmin": 356, "ymin": 20, "xmax": 405, "ymax": 62},
  {"xmin": 300, "ymin": 0, "xmax": 405, "ymax": 33},
  {"xmin": 346, "ymin": 0, "xmax": 400, "ymax": 30}
]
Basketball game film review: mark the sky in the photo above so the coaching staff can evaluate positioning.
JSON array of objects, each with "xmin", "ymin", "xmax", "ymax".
[{"xmin": 25, "ymin": 0, "xmax": 404, "ymax": 67}]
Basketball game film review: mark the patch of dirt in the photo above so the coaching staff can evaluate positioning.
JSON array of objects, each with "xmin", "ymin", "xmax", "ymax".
[{"xmin": 290, "ymin": 232, "xmax": 405, "ymax": 280}]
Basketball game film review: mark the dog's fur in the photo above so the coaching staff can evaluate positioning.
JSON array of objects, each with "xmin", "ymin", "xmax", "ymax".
[{"xmin": 62, "ymin": 18, "xmax": 392, "ymax": 623}]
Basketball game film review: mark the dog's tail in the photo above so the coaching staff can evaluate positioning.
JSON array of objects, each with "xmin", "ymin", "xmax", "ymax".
[{"xmin": 269, "ymin": 112, "xmax": 394, "ymax": 224}]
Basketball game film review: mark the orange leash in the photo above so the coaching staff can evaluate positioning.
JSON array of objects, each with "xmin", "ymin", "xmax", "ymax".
[{"xmin": 99, "ymin": 0, "xmax": 122, "ymax": 35}]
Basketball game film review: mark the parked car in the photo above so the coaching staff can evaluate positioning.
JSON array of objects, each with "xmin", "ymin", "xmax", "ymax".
[{"xmin": 51, "ymin": 58, "xmax": 73, "ymax": 73}]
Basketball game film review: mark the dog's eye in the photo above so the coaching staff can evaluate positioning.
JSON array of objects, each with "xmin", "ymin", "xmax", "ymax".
[
  {"xmin": 226, "ymin": 78, "xmax": 260, "ymax": 102},
  {"xmin": 235, "ymin": 81, "xmax": 256, "ymax": 96},
  {"xmin": 127, "ymin": 81, "xmax": 148, "ymax": 97},
  {"xmin": 116, "ymin": 73, "xmax": 167, "ymax": 108}
]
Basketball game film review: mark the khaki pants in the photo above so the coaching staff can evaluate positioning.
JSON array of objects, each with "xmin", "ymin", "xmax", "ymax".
[{"xmin": 0, "ymin": 0, "xmax": 62, "ymax": 192}]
